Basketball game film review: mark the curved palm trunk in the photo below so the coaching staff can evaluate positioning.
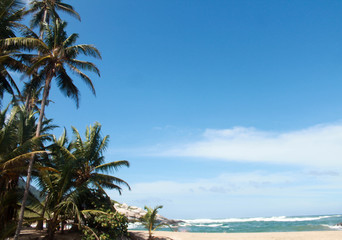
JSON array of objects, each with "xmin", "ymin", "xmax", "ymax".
[
  {"xmin": 149, "ymin": 223, "xmax": 153, "ymax": 240},
  {"xmin": 14, "ymin": 75, "xmax": 53, "ymax": 240}
]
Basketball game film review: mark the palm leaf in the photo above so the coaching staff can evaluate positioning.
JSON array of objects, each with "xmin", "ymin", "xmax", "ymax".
[
  {"xmin": 94, "ymin": 160, "xmax": 130, "ymax": 172},
  {"xmin": 1, "ymin": 150, "xmax": 46, "ymax": 169},
  {"xmin": 66, "ymin": 44, "xmax": 101, "ymax": 59},
  {"xmin": 55, "ymin": 67, "xmax": 80, "ymax": 107}
]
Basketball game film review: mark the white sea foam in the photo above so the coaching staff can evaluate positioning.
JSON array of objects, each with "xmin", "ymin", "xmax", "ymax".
[
  {"xmin": 207, "ymin": 224, "xmax": 223, "ymax": 227},
  {"xmin": 322, "ymin": 224, "xmax": 342, "ymax": 230},
  {"xmin": 179, "ymin": 223, "xmax": 192, "ymax": 227},
  {"xmin": 128, "ymin": 222, "xmax": 142, "ymax": 229},
  {"xmin": 180, "ymin": 215, "xmax": 338, "ymax": 224},
  {"xmin": 193, "ymin": 224, "xmax": 223, "ymax": 227}
]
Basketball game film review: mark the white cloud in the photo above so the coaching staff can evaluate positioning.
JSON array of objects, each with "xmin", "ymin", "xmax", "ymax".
[
  {"xmin": 112, "ymin": 123, "xmax": 342, "ymax": 218},
  {"xmin": 159, "ymin": 123, "xmax": 342, "ymax": 168},
  {"xmin": 120, "ymin": 171, "xmax": 340, "ymax": 197},
  {"xmin": 112, "ymin": 171, "xmax": 342, "ymax": 218}
]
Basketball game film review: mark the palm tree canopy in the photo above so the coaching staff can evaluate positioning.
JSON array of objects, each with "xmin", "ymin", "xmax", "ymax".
[
  {"xmin": 71, "ymin": 122, "xmax": 130, "ymax": 193},
  {"xmin": 142, "ymin": 205, "xmax": 163, "ymax": 231},
  {"xmin": 34, "ymin": 123, "xmax": 130, "ymax": 239},
  {"xmin": 141, "ymin": 205, "xmax": 172, "ymax": 239},
  {"xmin": 0, "ymin": 105, "xmax": 52, "ymax": 180},
  {"xmin": 0, "ymin": 0, "xmax": 26, "ymax": 101},
  {"xmin": 0, "ymin": 0, "xmax": 25, "ymax": 39},
  {"xmin": 1, "ymin": 20, "xmax": 101, "ymax": 107},
  {"xmin": 28, "ymin": 0, "xmax": 80, "ymax": 30}
]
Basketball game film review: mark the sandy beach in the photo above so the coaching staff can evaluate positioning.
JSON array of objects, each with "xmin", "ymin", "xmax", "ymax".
[
  {"xmin": 15, "ymin": 229, "xmax": 342, "ymax": 239},
  {"xmin": 131, "ymin": 230, "xmax": 342, "ymax": 240}
]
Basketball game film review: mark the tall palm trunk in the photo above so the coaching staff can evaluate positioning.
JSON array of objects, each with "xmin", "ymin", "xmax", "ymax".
[
  {"xmin": 26, "ymin": 8, "xmax": 47, "ymax": 114},
  {"xmin": 36, "ymin": 194, "xmax": 48, "ymax": 230},
  {"xmin": 0, "ymin": 178, "xmax": 19, "ymax": 235},
  {"xmin": 24, "ymin": 94, "xmax": 30, "ymax": 111},
  {"xmin": 14, "ymin": 75, "xmax": 53, "ymax": 239},
  {"xmin": 47, "ymin": 214, "xmax": 59, "ymax": 240},
  {"xmin": 39, "ymin": 9, "xmax": 48, "ymax": 43}
]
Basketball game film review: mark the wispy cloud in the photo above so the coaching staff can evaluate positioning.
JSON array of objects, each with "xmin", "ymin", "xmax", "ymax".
[
  {"xmin": 122, "ymin": 171, "xmax": 340, "ymax": 197},
  {"xmin": 112, "ymin": 123, "xmax": 342, "ymax": 218},
  {"xmin": 113, "ymin": 171, "xmax": 342, "ymax": 218},
  {"xmin": 157, "ymin": 123, "xmax": 342, "ymax": 168}
]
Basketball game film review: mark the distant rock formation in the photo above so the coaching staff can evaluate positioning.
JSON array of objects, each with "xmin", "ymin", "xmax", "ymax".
[{"xmin": 114, "ymin": 202, "xmax": 182, "ymax": 225}]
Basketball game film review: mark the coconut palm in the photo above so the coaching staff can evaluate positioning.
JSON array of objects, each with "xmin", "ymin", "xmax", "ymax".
[
  {"xmin": 0, "ymin": 0, "xmax": 25, "ymax": 39},
  {"xmin": 0, "ymin": 49, "xmax": 25, "ymax": 101},
  {"xmin": 71, "ymin": 122, "xmax": 130, "ymax": 195},
  {"xmin": 0, "ymin": 105, "xmax": 47, "ymax": 238},
  {"xmin": 141, "ymin": 205, "xmax": 171, "ymax": 240},
  {"xmin": 28, "ymin": 0, "xmax": 80, "ymax": 38},
  {"xmin": 38, "ymin": 135, "xmax": 81, "ymax": 240},
  {"xmin": 0, "ymin": 0, "xmax": 26, "ymax": 102},
  {"xmin": 3, "ymin": 19, "xmax": 101, "ymax": 238},
  {"xmin": 36, "ymin": 124, "xmax": 130, "ymax": 239},
  {"xmin": 21, "ymin": 0, "xmax": 80, "ymax": 107}
]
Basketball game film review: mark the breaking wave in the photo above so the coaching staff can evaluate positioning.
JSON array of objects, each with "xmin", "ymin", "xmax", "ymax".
[{"xmin": 180, "ymin": 215, "xmax": 340, "ymax": 224}]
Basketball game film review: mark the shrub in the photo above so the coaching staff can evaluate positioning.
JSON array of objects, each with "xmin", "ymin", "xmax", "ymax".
[{"xmin": 82, "ymin": 209, "xmax": 129, "ymax": 240}]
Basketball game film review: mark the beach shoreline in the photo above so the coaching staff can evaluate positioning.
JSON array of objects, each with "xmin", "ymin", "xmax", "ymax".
[
  {"xmin": 130, "ymin": 230, "xmax": 342, "ymax": 240},
  {"xmin": 15, "ymin": 229, "xmax": 342, "ymax": 239}
]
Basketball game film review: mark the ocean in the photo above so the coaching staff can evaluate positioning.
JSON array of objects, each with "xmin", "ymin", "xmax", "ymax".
[{"xmin": 128, "ymin": 214, "xmax": 342, "ymax": 233}]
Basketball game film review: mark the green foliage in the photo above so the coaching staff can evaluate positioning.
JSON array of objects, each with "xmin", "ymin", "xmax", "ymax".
[
  {"xmin": 0, "ymin": 0, "xmax": 26, "ymax": 102},
  {"xmin": 0, "ymin": 105, "xmax": 48, "ymax": 234},
  {"xmin": 141, "ymin": 205, "xmax": 171, "ymax": 240},
  {"xmin": 35, "ymin": 123, "xmax": 130, "ymax": 239},
  {"xmin": 82, "ymin": 209, "xmax": 129, "ymax": 240},
  {"xmin": 0, "ymin": 1, "xmax": 131, "ymax": 239},
  {"xmin": 80, "ymin": 190, "xmax": 129, "ymax": 240},
  {"xmin": 28, "ymin": 0, "xmax": 81, "ymax": 31}
]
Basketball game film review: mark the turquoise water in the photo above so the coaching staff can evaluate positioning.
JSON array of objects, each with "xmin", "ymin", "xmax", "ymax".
[{"xmin": 129, "ymin": 215, "xmax": 342, "ymax": 233}]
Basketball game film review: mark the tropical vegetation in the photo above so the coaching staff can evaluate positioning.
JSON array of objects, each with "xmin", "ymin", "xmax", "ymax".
[
  {"xmin": 141, "ymin": 205, "xmax": 172, "ymax": 240},
  {"xmin": 0, "ymin": 0, "xmax": 131, "ymax": 239}
]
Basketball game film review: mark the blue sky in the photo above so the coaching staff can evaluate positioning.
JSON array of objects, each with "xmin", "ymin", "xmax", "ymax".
[{"xmin": 21, "ymin": 0, "xmax": 342, "ymax": 219}]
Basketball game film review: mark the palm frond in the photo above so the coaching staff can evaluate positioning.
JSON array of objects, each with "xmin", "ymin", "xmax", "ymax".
[
  {"xmin": 94, "ymin": 160, "xmax": 130, "ymax": 173},
  {"xmin": 66, "ymin": 44, "xmax": 101, "ymax": 59},
  {"xmin": 67, "ymin": 59, "xmax": 100, "ymax": 75},
  {"xmin": 1, "ymin": 150, "xmax": 46, "ymax": 169},
  {"xmin": 55, "ymin": 67, "xmax": 80, "ymax": 107},
  {"xmin": 56, "ymin": 2, "xmax": 81, "ymax": 21},
  {"xmin": 63, "ymin": 33, "xmax": 78, "ymax": 47},
  {"xmin": 1, "ymin": 37, "xmax": 46, "ymax": 52},
  {"xmin": 92, "ymin": 173, "xmax": 131, "ymax": 191}
]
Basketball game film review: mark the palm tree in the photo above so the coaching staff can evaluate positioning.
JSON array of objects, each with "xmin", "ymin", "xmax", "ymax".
[
  {"xmin": 37, "ymin": 124, "xmax": 130, "ymax": 239},
  {"xmin": 22, "ymin": 0, "xmax": 81, "ymax": 108},
  {"xmin": 71, "ymin": 122, "xmax": 131, "ymax": 196},
  {"xmin": 0, "ymin": 105, "xmax": 47, "ymax": 238},
  {"xmin": 38, "ymin": 133, "xmax": 81, "ymax": 240},
  {"xmin": 0, "ymin": 0, "xmax": 26, "ymax": 102},
  {"xmin": 141, "ymin": 205, "xmax": 171, "ymax": 240},
  {"xmin": 28, "ymin": 0, "xmax": 80, "ymax": 38},
  {"xmin": 0, "ymin": 49, "xmax": 25, "ymax": 102},
  {"xmin": 0, "ymin": 0, "xmax": 25, "ymax": 39},
  {"xmin": 3, "ymin": 19, "xmax": 101, "ymax": 239}
]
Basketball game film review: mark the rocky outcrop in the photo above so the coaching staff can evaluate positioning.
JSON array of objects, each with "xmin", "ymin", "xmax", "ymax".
[{"xmin": 114, "ymin": 203, "xmax": 182, "ymax": 225}]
